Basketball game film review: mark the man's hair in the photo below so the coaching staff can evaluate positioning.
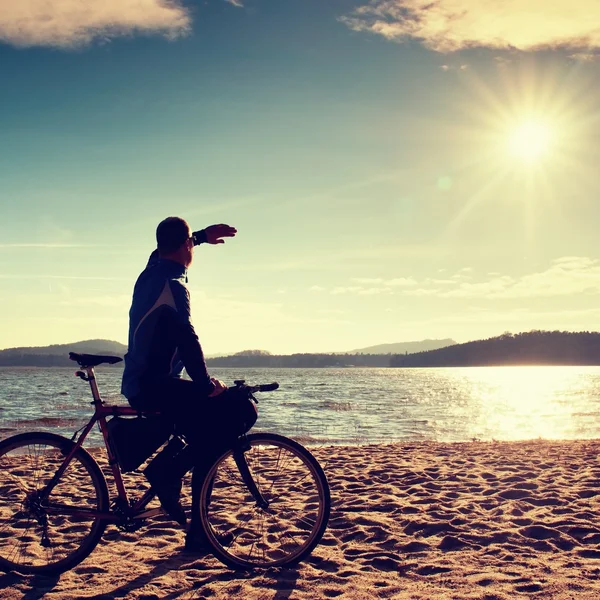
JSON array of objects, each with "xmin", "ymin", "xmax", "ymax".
[{"xmin": 156, "ymin": 217, "xmax": 190, "ymax": 255}]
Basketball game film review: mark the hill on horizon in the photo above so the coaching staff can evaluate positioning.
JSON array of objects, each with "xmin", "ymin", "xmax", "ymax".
[
  {"xmin": 346, "ymin": 339, "xmax": 456, "ymax": 354},
  {"xmin": 0, "ymin": 339, "xmax": 127, "ymax": 356},
  {"xmin": 390, "ymin": 330, "xmax": 600, "ymax": 367},
  {"xmin": 0, "ymin": 339, "xmax": 127, "ymax": 367},
  {"xmin": 0, "ymin": 339, "xmax": 453, "ymax": 361},
  {"xmin": 3, "ymin": 332, "xmax": 598, "ymax": 368}
]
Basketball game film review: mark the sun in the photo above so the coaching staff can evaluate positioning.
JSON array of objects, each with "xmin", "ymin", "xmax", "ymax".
[{"xmin": 507, "ymin": 118, "xmax": 555, "ymax": 162}]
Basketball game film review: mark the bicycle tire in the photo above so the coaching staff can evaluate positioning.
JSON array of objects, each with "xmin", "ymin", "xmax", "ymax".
[
  {"xmin": 198, "ymin": 432, "xmax": 330, "ymax": 569},
  {"xmin": 0, "ymin": 431, "xmax": 109, "ymax": 575}
]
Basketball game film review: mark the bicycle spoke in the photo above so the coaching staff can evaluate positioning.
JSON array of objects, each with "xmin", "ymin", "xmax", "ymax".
[
  {"xmin": 227, "ymin": 507, "xmax": 260, "ymax": 548},
  {"xmin": 6, "ymin": 515, "xmax": 34, "ymax": 565},
  {"xmin": 201, "ymin": 434, "xmax": 329, "ymax": 569},
  {"xmin": 0, "ymin": 434, "xmax": 107, "ymax": 574},
  {"xmin": 0, "ymin": 456, "xmax": 32, "ymax": 497},
  {"xmin": 246, "ymin": 510, "xmax": 265, "ymax": 561}
]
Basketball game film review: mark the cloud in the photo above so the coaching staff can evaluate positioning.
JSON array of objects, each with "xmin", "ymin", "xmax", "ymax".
[
  {"xmin": 0, "ymin": 243, "xmax": 89, "ymax": 248},
  {"xmin": 569, "ymin": 52, "xmax": 600, "ymax": 62},
  {"xmin": 58, "ymin": 294, "xmax": 131, "ymax": 308},
  {"xmin": 0, "ymin": 0, "xmax": 191, "ymax": 48},
  {"xmin": 352, "ymin": 277, "xmax": 384, "ymax": 285},
  {"xmin": 358, "ymin": 287, "xmax": 393, "ymax": 295},
  {"xmin": 409, "ymin": 257, "xmax": 600, "ymax": 299},
  {"xmin": 440, "ymin": 64, "xmax": 468, "ymax": 71},
  {"xmin": 387, "ymin": 277, "xmax": 418, "ymax": 287},
  {"xmin": 330, "ymin": 284, "xmax": 394, "ymax": 295},
  {"xmin": 0, "ymin": 274, "xmax": 125, "ymax": 281},
  {"xmin": 341, "ymin": 1, "xmax": 600, "ymax": 53},
  {"xmin": 351, "ymin": 276, "xmax": 417, "ymax": 286},
  {"xmin": 331, "ymin": 286, "xmax": 362, "ymax": 295},
  {"xmin": 224, "ymin": 0, "xmax": 244, "ymax": 7},
  {"xmin": 189, "ymin": 290, "xmax": 351, "ymax": 328},
  {"xmin": 327, "ymin": 258, "xmax": 600, "ymax": 300}
]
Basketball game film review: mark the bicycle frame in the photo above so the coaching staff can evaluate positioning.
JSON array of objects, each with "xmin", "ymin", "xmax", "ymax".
[
  {"xmin": 41, "ymin": 364, "xmax": 272, "ymax": 526},
  {"xmin": 42, "ymin": 366, "xmax": 163, "ymax": 523}
]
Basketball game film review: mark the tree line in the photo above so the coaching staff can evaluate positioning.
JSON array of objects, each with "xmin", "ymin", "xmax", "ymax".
[
  {"xmin": 390, "ymin": 331, "xmax": 600, "ymax": 367},
  {"xmin": 1, "ymin": 331, "xmax": 599, "ymax": 368}
]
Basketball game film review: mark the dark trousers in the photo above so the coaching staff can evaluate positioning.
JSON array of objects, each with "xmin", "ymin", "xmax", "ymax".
[{"xmin": 131, "ymin": 378, "xmax": 257, "ymax": 529}]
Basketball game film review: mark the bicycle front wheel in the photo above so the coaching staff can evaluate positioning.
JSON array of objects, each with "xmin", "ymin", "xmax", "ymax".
[
  {"xmin": 0, "ymin": 432, "xmax": 109, "ymax": 575},
  {"xmin": 199, "ymin": 432, "xmax": 330, "ymax": 569}
]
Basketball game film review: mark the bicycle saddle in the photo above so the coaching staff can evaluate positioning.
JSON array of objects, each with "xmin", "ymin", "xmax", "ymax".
[{"xmin": 69, "ymin": 352, "xmax": 123, "ymax": 367}]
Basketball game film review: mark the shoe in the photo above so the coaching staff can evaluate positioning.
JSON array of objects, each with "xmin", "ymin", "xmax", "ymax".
[
  {"xmin": 144, "ymin": 438, "xmax": 190, "ymax": 527},
  {"xmin": 157, "ymin": 489, "xmax": 187, "ymax": 527},
  {"xmin": 144, "ymin": 469, "xmax": 187, "ymax": 527},
  {"xmin": 183, "ymin": 532, "xmax": 211, "ymax": 554},
  {"xmin": 184, "ymin": 527, "xmax": 234, "ymax": 553}
]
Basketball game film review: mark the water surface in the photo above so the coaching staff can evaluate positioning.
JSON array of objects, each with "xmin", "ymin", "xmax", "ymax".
[{"xmin": 1, "ymin": 366, "xmax": 599, "ymax": 445}]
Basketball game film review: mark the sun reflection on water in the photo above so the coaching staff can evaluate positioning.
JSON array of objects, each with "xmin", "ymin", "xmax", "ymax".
[{"xmin": 442, "ymin": 366, "xmax": 595, "ymax": 441}]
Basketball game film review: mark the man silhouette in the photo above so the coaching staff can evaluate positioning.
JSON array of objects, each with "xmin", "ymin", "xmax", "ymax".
[{"xmin": 121, "ymin": 217, "xmax": 256, "ymax": 550}]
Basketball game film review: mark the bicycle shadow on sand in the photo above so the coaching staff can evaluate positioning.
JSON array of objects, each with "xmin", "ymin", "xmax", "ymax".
[
  {"xmin": 0, "ymin": 572, "xmax": 60, "ymax": 600},
  {"xmin": 74, "ymin": 553, "xmax": 301, "ymax": 600}
]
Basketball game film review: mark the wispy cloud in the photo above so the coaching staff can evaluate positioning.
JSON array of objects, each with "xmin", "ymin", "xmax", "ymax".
[
  {"xmin": 0, "ymin": 243, "xmax": 91, "ymax": 248},
  {"xmin": 329, "ymin": 257, "xmax": 600, "ymax": 300},
  {"xmin": 331, "ymin": 286, "xmax": 362, "ymax": 295},
  {"xmin": 224, "ymin": 0, "xmax": 244, "ymax": 7},
  {"xmin": 441, "ymin": 257, "xmax": 600, "ymax": 299},
  {"xmin": 440, "ymin": 64, "xmax": 468, "ymax": 71},
  {"xmin": 0, "ymin": 0, "xmax": 191, "ymax": 49},
  {"xmin": 395, "ymin": 257, "xmax": 600, "ymax": 299},
  {"xmin": 58, "ymin": 294, "xmax": 131, "ymax": 308},
  {"xmin": 329, "ymin": 285, "xmax": 393, "ymax": 296},
  {"xmin": 359, "ymin": 287, "xmax": 393, "ymax": 295},
  {"xmin": 0, "ymin": 274, "xmax": 126, "ymax": 281},
  {"xmin": 189, "ymin": 290, "xmax": 351, "ymax": 327},
  {"xmin": 341, "ymin": 1, "xmax": 600, "ymax": 53},
  {"xmin": 351, "ymin": 276, "xmax": 417, "ymax": 286},
  {"xmin": 569, "ymin": 52, "xmax": 600, "ymax": 62}
]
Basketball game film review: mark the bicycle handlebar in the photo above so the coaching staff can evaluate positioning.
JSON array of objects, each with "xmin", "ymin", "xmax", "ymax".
[
  {"xmin": 254, "ymin": 382, "xmax": 279, "ymax": 392},
  {"xmin": 233, "ymin": 380, "xmax": 279, "ymax": 393}
]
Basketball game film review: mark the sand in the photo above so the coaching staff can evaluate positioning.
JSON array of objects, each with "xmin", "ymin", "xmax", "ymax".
[{"xmin": 2, "ymin": 439, "xmax": 600, "ymax": 599}]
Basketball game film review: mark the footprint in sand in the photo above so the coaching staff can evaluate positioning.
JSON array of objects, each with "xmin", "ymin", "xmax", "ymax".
[
  {"xmin": 515, "ymin": 583, "xmax": 544, "ymax": 592},
  {"xmin": 439, "ymin": 535, "xmax": 470, "ymax": 551},
  {"xmin": 399, "ymin": 540, "xmax": 430, "ymax": 553},
  {"xmin": 497, "ymin": 488, "xmax": 532, "ymax": 500},
  {"xmin": 415, "ymin": 565, "xmax": 452, "ymax": 576}
]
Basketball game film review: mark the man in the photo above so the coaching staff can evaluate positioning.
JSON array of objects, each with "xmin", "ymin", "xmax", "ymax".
[{"xmin": 121, "ymin": 216, "xmax": 256, "ymax": 551}]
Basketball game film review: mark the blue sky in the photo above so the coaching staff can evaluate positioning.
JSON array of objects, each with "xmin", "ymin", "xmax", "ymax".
[{"xmin": 2, "ymin": 0, "xmax": 600, "ymax": 354}]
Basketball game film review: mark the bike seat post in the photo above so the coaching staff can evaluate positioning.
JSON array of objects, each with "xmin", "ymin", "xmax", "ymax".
[{"xmin": 85, "ymin": 367, "xmax": 103, "ymax": 404}]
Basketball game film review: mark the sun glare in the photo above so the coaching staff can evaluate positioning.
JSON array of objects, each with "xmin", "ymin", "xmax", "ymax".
[
  {"xmin": 439, "ymin": 60, "xmax": 595, "ymax": 238},
  {"xmin": 507, "ymin": 118, "xmax": 554, "ymax": 162}
]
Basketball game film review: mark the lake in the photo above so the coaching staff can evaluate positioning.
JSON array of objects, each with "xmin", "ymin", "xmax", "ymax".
[{"xmin": 1, "ymin": 366, "xmax": 600, "ymax": 446}]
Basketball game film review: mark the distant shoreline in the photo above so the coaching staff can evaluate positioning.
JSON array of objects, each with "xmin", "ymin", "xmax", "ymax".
[
  {"xmin": 2, "ymin": 363, "xmax": 600, "ymax": 370},
  {"xmin": 2, "ymin": 331, "xmax": 599, "ymax": 368}
]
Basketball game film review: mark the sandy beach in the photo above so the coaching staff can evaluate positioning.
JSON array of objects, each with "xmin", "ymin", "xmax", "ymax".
[{"xmin": 2, "ymin": 439, "xmax": 600, "ymax": 600}]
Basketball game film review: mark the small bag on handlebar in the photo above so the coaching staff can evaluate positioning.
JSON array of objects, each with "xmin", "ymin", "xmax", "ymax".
[{"xmin": 106, "ymin": 416, "xmax": 172, "ymax": 473}]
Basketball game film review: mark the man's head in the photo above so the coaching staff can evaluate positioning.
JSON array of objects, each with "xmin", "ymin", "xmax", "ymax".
[{"xmin": 156, "ymin": 217, "xmax": 194, "ymax": 267}]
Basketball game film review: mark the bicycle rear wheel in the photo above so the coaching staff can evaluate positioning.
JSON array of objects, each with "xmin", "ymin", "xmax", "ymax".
[
  {"xmin": 0, "ymin": 432, "xmax": 109, "ymax": 575},
  {"xmin": 199, "ymin": 432, "xmax": 330, "ymax": 569}
]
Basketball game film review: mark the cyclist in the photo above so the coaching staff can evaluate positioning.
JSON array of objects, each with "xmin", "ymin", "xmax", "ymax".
[{"xmin": 121, "ymin": 216, "xmax": 257, "ymax": 551}]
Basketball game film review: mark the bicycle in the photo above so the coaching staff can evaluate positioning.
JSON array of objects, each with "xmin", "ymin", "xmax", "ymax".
[{"xmin": 0, "ymin": 352, "xmax": 331, "ymax": 575}]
